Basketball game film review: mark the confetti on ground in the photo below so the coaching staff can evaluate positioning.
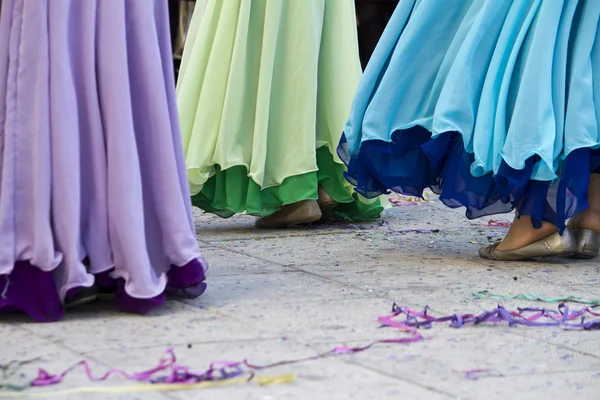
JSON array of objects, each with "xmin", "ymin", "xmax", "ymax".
[
  {"xmin": 458, "ymin": 368, "xmax": 504, "ymax": 380},
  {"xmin": 474, "ymin": 291, "xmax": 600, "ymax": 305},
  {"xmin": 343, "ymin": 220, "xmax": 440, "ymax": 235},
  {"xmin": 388, "ymin": 192, "xmax": 436, "ymax": 206},
  {"xmin": 4, "ymin": 302, "xmax": 600, "ymax": 395},
  {"xmin": 487, "ymin": 220, "xmax": 511, "ymax": 228},
  {"xmin": 1, "ymin": 308, "xmax": 422, "ymax": 395}
]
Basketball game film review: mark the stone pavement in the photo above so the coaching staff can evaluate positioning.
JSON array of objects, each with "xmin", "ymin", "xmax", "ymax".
[{"xmin": 3, "ymin": 193, "xmax": 600, "ymax": 399}]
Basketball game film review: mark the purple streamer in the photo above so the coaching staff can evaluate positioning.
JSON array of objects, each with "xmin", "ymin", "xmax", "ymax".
[
  {"xmin": 391, "ymin": 303, "xmax": 600, "ymax": 330},
  {"xmin": 461, "ymin": 368, "xmax": 504, "ymax": 380},
  {"xmin": 16, "ymin": 303, "xmax": 600, "ymax": 390}
]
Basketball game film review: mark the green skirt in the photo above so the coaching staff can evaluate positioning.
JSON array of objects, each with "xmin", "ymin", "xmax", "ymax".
[
  {"xmin": 177, "ymin": 0, "xmax": 383, "ymax": 220},
  {"xmin": 193, "ymin": 147, "xmax": 383, "ymax": 219}
]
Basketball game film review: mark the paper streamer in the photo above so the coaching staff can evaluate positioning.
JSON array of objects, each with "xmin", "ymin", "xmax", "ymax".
[
  {"xmin": 473, "ymin": 291, "xmax": 600, "ymax": 306},
  {"xmin": 392, "ymin": 303, "xmax": 600, "ymax": 330},
  {"xmin": 344, "ymin": 220, "xmax": 440, "ymax": 235},
  {"xmin": 3, "ymin": 302, "xmax": 600, "ymax": 395},
  {"xmin": 0, "ymin": 307, "xmax": 423, "ymax": 394},
  {"xmin": 0, "ymin": 375, "xmax": 296, "ymax": 398},
  {"xmin": 487, "ymin": 220, "xmax": 511, "ymax": 228}
]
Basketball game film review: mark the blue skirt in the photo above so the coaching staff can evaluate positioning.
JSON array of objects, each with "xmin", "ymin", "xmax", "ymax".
[{"xmin": 339, "ymin": 0, "xmax": 600, "ymax": 230}]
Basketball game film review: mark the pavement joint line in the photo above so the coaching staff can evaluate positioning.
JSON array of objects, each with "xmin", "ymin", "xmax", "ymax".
[
  {"xmin": 199, "ymin": 245, "xmax": 355, "ymax": 285},
  {"xmin": 81, "ymin": 337, "xmax": 286, "ymax": 358},
  {"xmin": 208, "ymin": 270, "xmax": 304, "ymax": 278},
  {"xmin": 195, "ymin": 229, "xmax": 360, "ymax": 243},
  {"xmin": 189, "ymin": 243, "xmax": 395, "ymax": 297},
  {"xmin": 505, "ymin": 331, "xmax": 600, "ymax": 360},
  {"xmin": 343, "ymin": 358, "xmax": 456, "ymax": 398},
  {"xmin": 49, "ymin": 337, "xmax": 287, "ymax": 358},
  {"xmin": 282, "ymin": 336, "xmax": 456, "ymax": 397},
  {"xmin": 199, "ymin": 244, "xmax": 296, "ymax": 266},
  {"xmin": 7, "ymin": 325, "xmax": 95, "ymax": 361}
]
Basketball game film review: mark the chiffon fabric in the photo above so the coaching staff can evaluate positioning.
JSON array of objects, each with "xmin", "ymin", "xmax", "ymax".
[
  {"xmin": 0, "ymin": 0, "xmax": 207, "ymax": 322},
  {"xmin": 177, "ymin": 0, "xmax": 383, "ymax": 220},
  {"xmin": 340, "ymin": 0, "xmax": 600, "ymax": 231}
]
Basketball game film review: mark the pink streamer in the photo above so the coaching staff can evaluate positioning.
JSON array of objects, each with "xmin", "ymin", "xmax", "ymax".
[
  {"xmin": 487, "ymin": 220, "xmax": 511, "ymax": 228},
  {"xmin": 19, "ymin": 303, "xmax": 600, "ymax": 390}
]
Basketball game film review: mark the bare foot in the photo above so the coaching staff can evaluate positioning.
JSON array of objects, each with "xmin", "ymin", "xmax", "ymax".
[{"xmin": 496, "ymin": 214, "xmax": 558, "ymax": 251}]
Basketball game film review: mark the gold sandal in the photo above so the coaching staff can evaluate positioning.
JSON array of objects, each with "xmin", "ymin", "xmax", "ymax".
[
  {"xmin": 478, "ymin": 231, "xmax": 575, "ymax": 261},
  {"xmin": 570, "ymin": 229, "xmax": 600, "ymax": 259}
]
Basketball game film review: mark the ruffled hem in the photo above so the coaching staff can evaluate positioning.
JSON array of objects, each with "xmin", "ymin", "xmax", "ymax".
[
  {"xmin": 0, "ymin": 259, "xmax": 207, "ymax": 322},
  {"xmin": 191, "ymin": 146, "xmax": 383, "ymax": 221},
  {"xmin": 338, "ymin": 127, "xmax": 600, "ymax": 231}
]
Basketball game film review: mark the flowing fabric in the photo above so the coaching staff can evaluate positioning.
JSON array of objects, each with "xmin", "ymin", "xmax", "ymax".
[
  {"xmin": 340, "ymin": 0, "xmax": 600, "ymax": 230},
  {"xmin": 177, "ymin": 0, "xmax": 383, "ymax": 220},
  {"xmin": 0, "ymin": 0, "xmax": 207, "ymax": 322}
]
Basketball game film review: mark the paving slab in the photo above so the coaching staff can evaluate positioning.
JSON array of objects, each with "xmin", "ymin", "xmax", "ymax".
[{"xmin": 4, "ymin": 195, "xmax": 600, "ymax": 399}]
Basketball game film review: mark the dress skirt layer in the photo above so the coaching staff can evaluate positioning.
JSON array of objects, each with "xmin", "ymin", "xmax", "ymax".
[
  {"xmin": 177, "ymin": 0, "xmax": 383, "ymax": 220},
  {"xmin": 0, "ymin": 0, "xmax": 207, "ymax": 321},
  {"xmin": 340, "ymin": 0, "xmax": 600, "ymax": 230}
]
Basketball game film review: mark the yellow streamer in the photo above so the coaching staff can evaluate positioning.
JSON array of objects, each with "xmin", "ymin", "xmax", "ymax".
[{"xmin": 0, "ymin": 374, "xmax": 296, "ymax": 398}]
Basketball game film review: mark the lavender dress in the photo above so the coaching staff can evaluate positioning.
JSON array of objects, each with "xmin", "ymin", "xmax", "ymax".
[{"xmin": 0, "ymin": 0, "xmax": 207, "ymax": 322}]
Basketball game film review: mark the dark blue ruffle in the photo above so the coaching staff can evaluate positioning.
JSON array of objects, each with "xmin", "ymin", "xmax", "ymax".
[{"xmin": 338, "ymin": 127, "xmax": 600, "ymax": 231}]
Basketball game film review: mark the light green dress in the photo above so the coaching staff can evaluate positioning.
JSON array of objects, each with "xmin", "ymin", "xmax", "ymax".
[{"xmin": 177, "ymin": 0, "xmax": 383, "ymax": 220}]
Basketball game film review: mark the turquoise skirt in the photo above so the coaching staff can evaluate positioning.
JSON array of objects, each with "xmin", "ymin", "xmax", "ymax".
[{"xmin": 340, "ymin": 0, "xmax": 600, "ymax": 230}]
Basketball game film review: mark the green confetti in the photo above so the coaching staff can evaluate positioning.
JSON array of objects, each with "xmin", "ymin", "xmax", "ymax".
[{"xmin": 473, "ymin": 290, "xmax": 600, "ymax": 305}]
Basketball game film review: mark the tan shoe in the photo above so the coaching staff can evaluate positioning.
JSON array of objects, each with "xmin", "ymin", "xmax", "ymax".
[
  {"xmin": 255, "ymin": 200, "xmax": 322, "ymax": 229},
  {"xmin": 317, "ymin": 186, "xmax": 338, "ymax": 223},
  {"xmin": 478, "ymin": 230, "xmax": 575, "ymax": 261}
]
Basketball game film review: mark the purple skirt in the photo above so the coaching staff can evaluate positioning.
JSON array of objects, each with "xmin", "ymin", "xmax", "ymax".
[{"xmin": 0, "ymin": 0, "xmax": 207, "ymax": 322}]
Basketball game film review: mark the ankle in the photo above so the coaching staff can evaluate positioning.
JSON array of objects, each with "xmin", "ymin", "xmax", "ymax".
[{"xmin": 570, "ymin": 208, "xmax": 600, "ymax": 233}]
